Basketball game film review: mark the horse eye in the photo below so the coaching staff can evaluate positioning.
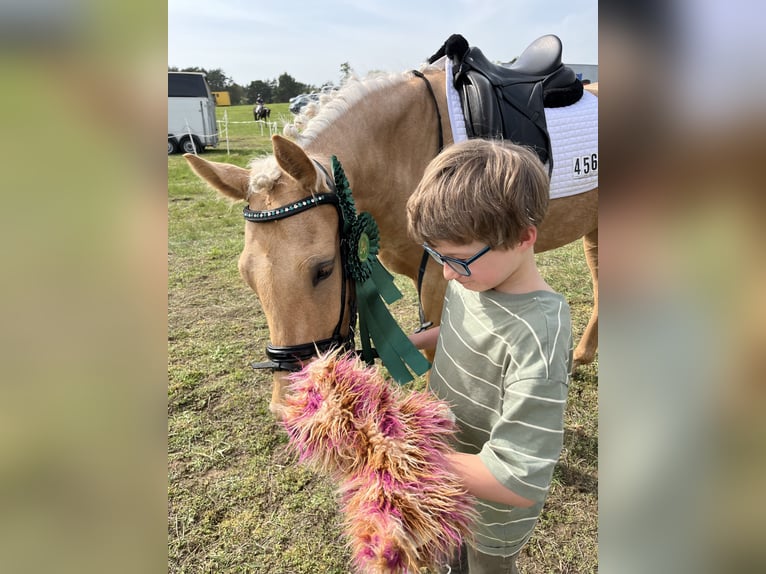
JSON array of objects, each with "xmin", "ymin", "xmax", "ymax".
[{"xmin": 313, "ymin": 265, "xmax": 333, "ymax": 286}]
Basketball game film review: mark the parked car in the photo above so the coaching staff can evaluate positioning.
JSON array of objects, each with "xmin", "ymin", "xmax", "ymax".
[{"xmin": 289, "ymin": 93, "xmax": 320, "ymax": 115}]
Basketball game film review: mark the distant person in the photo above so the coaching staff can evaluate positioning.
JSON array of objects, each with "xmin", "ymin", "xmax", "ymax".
[{"xmin": 254, "ymin": 95, "xmax": 268, "ymax": 121}]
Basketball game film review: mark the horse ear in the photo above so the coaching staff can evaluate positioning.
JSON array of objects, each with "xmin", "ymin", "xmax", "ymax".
[
  {"xmin": 184, "ymin": 154, "xmax": 250, "ymax": 201},
  {"xmin": 272, "ymin": 134, "xmax": 317, "ymax": 189}
]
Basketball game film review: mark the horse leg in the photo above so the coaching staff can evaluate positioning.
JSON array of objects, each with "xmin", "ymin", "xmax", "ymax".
[{"xmin": 573, "ymin": 228, "xmax": 598, "ymax": 369}]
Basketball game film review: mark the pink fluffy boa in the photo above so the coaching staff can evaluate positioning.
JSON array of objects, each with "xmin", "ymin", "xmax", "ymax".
[{"xmin": 281, "ymin": 350, "xmax": 477, "ymax": 574}]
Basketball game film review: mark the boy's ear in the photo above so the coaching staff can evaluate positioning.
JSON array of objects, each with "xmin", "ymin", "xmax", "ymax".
[{"xmin": 519, "ymin": 226, "xmax": 538, "ymax": 249}]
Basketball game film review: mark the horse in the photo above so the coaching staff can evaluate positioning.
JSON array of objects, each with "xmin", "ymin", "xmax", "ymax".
[
  {"xmin": 253, "ymin": 103, "xmax": 271, "ymax": 121},
  {"xmin": 185, "ymin": 64, "xmax": 598, "ymax": 416}
]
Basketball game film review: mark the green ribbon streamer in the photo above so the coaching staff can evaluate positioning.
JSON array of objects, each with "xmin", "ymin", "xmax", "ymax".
[
  {"xmin": 369, "ymin": 261, "xmax": 402, "ymax": 305},
  {"xmin": 331, "ymin": 155, "xmax": 431, "ymax": 384},
  {"xmin": 357, "ymin": 281, "xmax": 431, "ymax": 384}
]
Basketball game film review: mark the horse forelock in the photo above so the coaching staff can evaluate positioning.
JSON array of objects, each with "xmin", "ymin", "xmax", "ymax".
[
  {"xmin": 245, "ymin": 153, "xmax": 330, "ymax": 202},
  {"xmin": 293, "ymin": 63, "xmax": 442, "ymax": 143},
  {"xmin": 246, "ymin": 155, "xmax": 281, "ymax": 198}
]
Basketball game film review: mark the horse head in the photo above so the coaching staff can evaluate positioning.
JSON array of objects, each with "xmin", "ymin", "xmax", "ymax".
[{"xmin": 185, "ymin": 135, "xmax": 353, "ymax": 416}]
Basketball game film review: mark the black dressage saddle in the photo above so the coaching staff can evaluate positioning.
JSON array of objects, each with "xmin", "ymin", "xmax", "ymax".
[{"xmin": 428, "ymin": 34, "xmax": 584, "ymax": 173}]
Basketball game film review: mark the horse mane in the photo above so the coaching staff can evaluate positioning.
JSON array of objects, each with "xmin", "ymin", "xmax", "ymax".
[
  {"xmin": 284, "ymin": 61, "xmax": 444, "ymax": 144},
  {"xmin": 251, "ymin": 72, "xmax": 419, "ymax": 196},
  {"xmin": 269, "ymin": 61, "xmax": 444, "ymax": 195}
]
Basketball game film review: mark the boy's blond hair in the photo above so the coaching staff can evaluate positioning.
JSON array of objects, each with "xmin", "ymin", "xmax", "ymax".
[{"xmin": 406, "ymin": 139, "xmax": 549, "ymax": 248}]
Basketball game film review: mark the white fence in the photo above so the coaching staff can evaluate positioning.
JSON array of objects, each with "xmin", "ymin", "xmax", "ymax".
[
  {"xmin": 216, "ymin": 109, "xmax": 280, "ymax": 155},
  {"xmin": 179, "ymin": 110, "xmax": 295, "ymax": 156}
]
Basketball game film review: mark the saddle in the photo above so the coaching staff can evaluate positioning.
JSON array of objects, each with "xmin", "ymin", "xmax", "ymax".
[{"xmin": 429, "ymin": 34, "xmax": 584, "ymax": 172}]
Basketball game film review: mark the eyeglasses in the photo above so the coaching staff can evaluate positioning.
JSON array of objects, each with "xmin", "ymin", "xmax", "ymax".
[{"xmin": 422, "ymin": 244, "xmax": 491, "ymax": 277}]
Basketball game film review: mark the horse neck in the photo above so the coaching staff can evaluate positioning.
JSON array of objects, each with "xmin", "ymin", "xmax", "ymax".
[{"xmin": 304, "ymin": 70, "xmax": 447, "ymax": 221}]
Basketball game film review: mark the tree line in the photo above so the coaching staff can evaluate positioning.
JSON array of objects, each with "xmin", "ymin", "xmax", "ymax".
[{"xmin": 167, "ymin": 65, "xmax": 349, "ymax": 105}]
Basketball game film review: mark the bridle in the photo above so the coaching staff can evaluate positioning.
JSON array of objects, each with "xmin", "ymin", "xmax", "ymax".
[{"xmin": 244, "ymin": 162, "xmax": 357, "ymax": 373}]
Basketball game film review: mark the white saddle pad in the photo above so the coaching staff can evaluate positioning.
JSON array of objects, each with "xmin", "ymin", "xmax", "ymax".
[{"xmin": 444, "ymin": 58, "xmax": 598, "ymax": 200}]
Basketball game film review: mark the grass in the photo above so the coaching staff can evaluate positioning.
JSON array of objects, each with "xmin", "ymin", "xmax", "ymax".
[{"xmin": 168, "ymin": 105, "xmax": 598, "ymax": 573}]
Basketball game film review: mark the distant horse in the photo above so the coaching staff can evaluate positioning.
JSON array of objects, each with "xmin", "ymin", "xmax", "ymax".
[
  {"xmin": 253, "ymin": 103, "xmax": 271, "ymax": 121},
  {"xmin": 186, "ymin": 63, "xmax": 598, "ymax": 415}
]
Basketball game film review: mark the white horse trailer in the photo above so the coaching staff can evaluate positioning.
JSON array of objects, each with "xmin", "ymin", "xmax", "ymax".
[{"xmin": 168, "ymin": 72, "xmax": 219, "ymax": 154}]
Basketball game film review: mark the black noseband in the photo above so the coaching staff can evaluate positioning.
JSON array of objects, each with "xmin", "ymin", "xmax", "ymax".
[{"xmin": 250, "ymin": 336, "xmax": 349, "ymax": 373}]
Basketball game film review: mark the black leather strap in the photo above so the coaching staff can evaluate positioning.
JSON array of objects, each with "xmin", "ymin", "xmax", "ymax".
[
  {"xmin": 411, "ymin": 69, "xmax": 444, "ymax": 152},
  {"xmin": 243, "ymin": 193, "xmax": 339, "ymax": 222},
  {"xmin": 414, "ymin": 249, "xmax": 433, "ymax": 333},
  {"xmin": 410, "ymin": 69, "xmax": 441, "ymax": 334}
]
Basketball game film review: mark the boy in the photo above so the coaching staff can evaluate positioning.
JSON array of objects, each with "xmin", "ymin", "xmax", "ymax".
[{"xmin": 407, "ymin": 139, "xmax": 573, "ymax": 573}]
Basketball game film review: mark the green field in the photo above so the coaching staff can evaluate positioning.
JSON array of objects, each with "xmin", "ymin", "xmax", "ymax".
[{"xmin": 168, "ymin": 110, "xmax": 598, "ymax": 573}]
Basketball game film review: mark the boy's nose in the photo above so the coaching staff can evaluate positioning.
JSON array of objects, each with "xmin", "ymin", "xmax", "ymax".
[{"xmin": 442, "ymin": 264, "xmax": 461, "ymax": 281}]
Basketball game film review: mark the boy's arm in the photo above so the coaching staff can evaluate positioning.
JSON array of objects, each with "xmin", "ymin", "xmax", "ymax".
[
  {"xmin": 477, "ymin": 377, "xmax": 568, "ymax": 507},
  {"xmin": 409, "ymin": 326, "xmax": 440, "ymax": 351},
  {"xmin": 447, "ymin": 452, "xmax": 535, "ymax": 508}
]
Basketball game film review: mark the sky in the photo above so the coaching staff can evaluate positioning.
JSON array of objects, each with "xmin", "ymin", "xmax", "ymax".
[{"xmin": 168, "ymin": 0, "xmax": 597, "ymax": 88}]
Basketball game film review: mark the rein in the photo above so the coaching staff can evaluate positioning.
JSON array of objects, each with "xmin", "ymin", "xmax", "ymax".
[
  {"xmin": 411, "ymin": 69, "xmax": 443, "ymax": 333},
  {"xmin": 245, "ymin": 165, "xmax": 357, "ymax": 373}
]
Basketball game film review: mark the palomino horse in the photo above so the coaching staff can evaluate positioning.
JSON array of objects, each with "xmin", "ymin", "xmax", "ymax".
[{"xmin": 185, "ymin": 66, "xmax": 598, "ymax": 414}]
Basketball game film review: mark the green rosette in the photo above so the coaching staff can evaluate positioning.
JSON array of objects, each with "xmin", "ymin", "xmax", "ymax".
[
  {"xmin": 332, "ymin": 155, "xmax": 357, "ymax": 236},
  {"xmin": 330, "ymin": 155, "xmax": 431, "ymax": 384},
  {"xmin": 346, "ymin": 212, "xmax": 379, "ymax": 284}
]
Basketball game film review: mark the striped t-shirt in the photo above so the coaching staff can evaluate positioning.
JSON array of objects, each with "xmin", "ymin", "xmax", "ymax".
[{"xmin": 429, "ymin": 281, "xmax": 573, "ymax": 557}]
